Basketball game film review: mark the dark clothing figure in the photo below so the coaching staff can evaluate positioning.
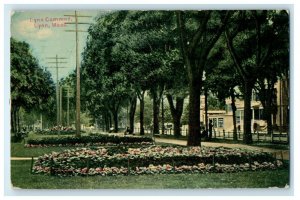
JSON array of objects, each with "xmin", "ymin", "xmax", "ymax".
[
  {"xmin": 201, "ymin": 129, "xmax": 208, "ymax": 139},
  {"xmin": 237, "ymin": 125, "xmax": 241, "ymax": 132},
  {"xmin": 124, "ymin": 127, "xmax": 131, "ymax": 135},
  {"xmin": 253, "ymin": 123, "xmax": 258, "ymax": 134}
]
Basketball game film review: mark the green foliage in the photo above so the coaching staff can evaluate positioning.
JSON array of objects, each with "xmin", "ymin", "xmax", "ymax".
[
  {"xmin": 224, "ymin": 10, "xmax": 289, "ymax": 140},
  {"xmin": 10, "ymin": 38, "xmax": 55, "ymax": 110},
  {"xmin": 33, "ymin": 130, "xmax": 78, "ymax": 135},
  {"xmin": 26, "ymin": 134, "xmax": 153, "ymax": 146},
  {"xmin": 10, "ymin": 38, "xmax": 55, "ymax": 132}
]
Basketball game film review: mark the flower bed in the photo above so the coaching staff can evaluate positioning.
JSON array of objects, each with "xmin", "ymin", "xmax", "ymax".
[
  {"xmin": 25, "ymin": 135, "xmax": 154, "ymax": 147},
  {"xmin": 32, "ymin": 146, "xmax": 283, "ymax": 176}
]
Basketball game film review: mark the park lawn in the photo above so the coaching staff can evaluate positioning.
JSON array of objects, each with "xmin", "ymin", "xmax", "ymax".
[
  {"xmin": 11, "ymin": 143, "xmax": 80, "ymax": 157},
  {"xmin": 11, "ymin": 160, "xmax": 289, "ymax": 189}
]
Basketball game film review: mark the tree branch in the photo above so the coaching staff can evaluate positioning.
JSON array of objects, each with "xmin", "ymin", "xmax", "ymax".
[
  {"xmin": 176, "ymin": 11, "xmax": 189, "ymax": 63},
  {"xmin": 204, "ymin": 11, "xmax": 230, "ymax": 57},
  {"xmin": 189, "ymin": 11, "xmax": 211, "ymax": 53},
  {"xmin": 224, "ymin": 27, "xmax": 247, "ymax": 81}
]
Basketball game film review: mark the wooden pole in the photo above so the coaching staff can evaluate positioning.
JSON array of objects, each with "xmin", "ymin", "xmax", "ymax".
[{"xmin": 64, "ymin": 11, "xmax": 91, "ymax": 137}]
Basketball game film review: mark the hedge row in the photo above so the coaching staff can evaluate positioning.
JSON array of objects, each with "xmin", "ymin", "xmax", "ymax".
[
  {"xmin": 33, "ymin": 146, "xmax": 281, "ymax": 176},
  {"xmin": 26, "ymin": 135, "xmax": 154, "ymax": 147},
  {"xmin": 34, "ymin": 130, "xmax": 79, "ymax": 135}
]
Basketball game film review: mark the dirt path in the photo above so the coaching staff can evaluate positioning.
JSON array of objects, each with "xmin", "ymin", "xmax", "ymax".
[
  {"xmin": 155, "ymin": 138, "xmax": 290, "ymax": 160},
  {"xmin": 10, "ymin": 157, "xmax": 37, "ymax": 161}
]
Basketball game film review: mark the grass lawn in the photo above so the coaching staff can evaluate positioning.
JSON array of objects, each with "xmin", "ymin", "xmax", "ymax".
[
  {"xmin": 11, "ymin": 160, "xmax": 289, "ymax": 189},
  {"xmin": 11, "ymin": 142, "xmax": 81, "ymax": 157}
]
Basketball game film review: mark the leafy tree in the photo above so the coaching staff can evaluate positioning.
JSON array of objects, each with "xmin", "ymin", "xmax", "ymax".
[
  {"xmin": 11, "ymin": 38, "xmax": 55, "ymax": 133},
  {"xmin": 164, "ymin": 49, "xmax": 188, "ymax": 138},
  {"xmin": 225, "ymin": 10, "xmax": 289, "ymax": 143},
  {"xmin": 204, "ymin": 38, "xmax": 242, "ymax": 141},
  {"xmin": 122, "ymin": 11, "xmax": 178, "ymax": 135},
  {"xmin": 176, "ymin": 11, "xmax": 229, "ymax": 146},
  {"xmin": 81, "ymin": 12, "xmax": 131, "ymax": 133},
  {"xmin": 255, "ymin": 10, "xmax": 289, "ymax": 135}
]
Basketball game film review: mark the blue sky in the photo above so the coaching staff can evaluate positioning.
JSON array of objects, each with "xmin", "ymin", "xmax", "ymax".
[{"xmin": 11, "ymin": 10, "xmax": 101, "ymax": 82}]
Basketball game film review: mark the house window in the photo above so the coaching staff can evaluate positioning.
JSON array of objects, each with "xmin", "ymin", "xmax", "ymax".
[
  {"xmin": 236, "ymin": 110, "xmax": 243, "ymax": 124},
  {"xmin": 212, "ymin": 118, "xmax": 217, "ymax": 127},
  {"xmin": 236, "ymin": 116, "xmax": 241, "ymax": 124},
  {"xmin": 218, "ymin": 118, "xmax": 224, "ymax": 128}
]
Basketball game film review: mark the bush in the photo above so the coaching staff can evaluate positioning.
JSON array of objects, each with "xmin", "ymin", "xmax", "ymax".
[
  {"xmin": 26, "ymin": 135, "xmax": 154, "ymax": 147},
  {"xmin": 34, "ymin": 130, "xmax": 85, "ymax": 135},
  {"xmin": 11, "ymin": 131, "xmax": 28, "ymax": 143}
]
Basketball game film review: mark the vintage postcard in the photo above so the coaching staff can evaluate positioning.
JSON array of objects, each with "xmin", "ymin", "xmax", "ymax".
[{"xmin": 9, "ymin": 8, "xmax": 290, "ymax": 192}]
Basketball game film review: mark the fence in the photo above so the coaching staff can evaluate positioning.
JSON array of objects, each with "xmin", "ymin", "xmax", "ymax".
[
  {"xmin": 212, "ymin": 130, "xmax": 289, "ymax": 143},
  {"xmin": 134, "ymin": 127, "xmax": 289, "ymax": 144}
]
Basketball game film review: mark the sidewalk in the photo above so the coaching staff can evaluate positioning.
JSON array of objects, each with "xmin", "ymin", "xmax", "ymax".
[{"xmin": 154, "ymin": 137, "xmax": 290, "ymax": 160}]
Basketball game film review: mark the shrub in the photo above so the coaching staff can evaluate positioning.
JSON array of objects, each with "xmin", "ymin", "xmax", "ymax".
[
  {"xmin": 34, "ymin": 130, "xmax": 85, "ymax": 135},
  {"xmin": 26, "ymin": 135, "xmax": 154, "ymax": 147}
]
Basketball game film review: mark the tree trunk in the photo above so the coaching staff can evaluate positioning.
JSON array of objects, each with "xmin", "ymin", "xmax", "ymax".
[
  {"xmin": 187, "ymin": 77, "xmax": 202, "ymax": 146},
  {"xmin": 266, "ymin": 110, "xmax": 273, "ymax": 135},
  {"xmin": 112, "ymin": 111, "xmax": 118, "ymax": 132},
  {"xmin": 166, "ymin": 94, "xmax": 184, "ymax": 138},
  {"xmin": 161, "ymin": 96, "xmax": 165, "ymax": 135},
  {"xmin": 243, "ymin": 80, "xmax": 253, "ymax": 144},
  {"xmin": 129, "ymin": 95, "xmax": 137, "ymax": 134},
  {"xmin": 138, "ymin": 91, "xmax": 145, "ymax": 135},
  {"xmin": 152, "ymin": 90, "xmax": 160, "ymax": 135},
  {"xmin": 230, "ymin": 87, "xmax": 238, "ymax": 141},
  {"xmin": 109, "ymin": 113, "xmax": 112, "ymax": 130},
  {"xmin": 11, "ymin": 105, "xmax": 16, "ymax": 133},
  {"xmin": 17, "ymin": 108, "xmax": 20, "ymax": 132},
  {"xmin": 104, "ymin": 112, "xmax": 109, "ymax": 131},
  {"xmin": 259, "ymin": 82, "xmax": 274, "ymax": 136},
  {"xmin": 204, "ymin": 88, "xmax": 209, "ymax": 139}
]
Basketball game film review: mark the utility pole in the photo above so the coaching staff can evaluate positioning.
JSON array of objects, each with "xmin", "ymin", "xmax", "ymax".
[
  {"xmin": 60, "ymin": 85, "xmax": 63, "ymax": 127},
  {"xmin": 46, "ymin": 55, "xmax": 68, "ymax": 130},
  {"xmin": 64, "ymin": 86, "xmax": 71, "ymax": 127},
  {"xmin": 65, "ymin": 11, "xmax": 91, "ymax": 137}
]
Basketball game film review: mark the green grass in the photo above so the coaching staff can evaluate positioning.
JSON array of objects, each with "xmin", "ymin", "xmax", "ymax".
[
  {"xmin": 11, "ymin": 160, "xmax": 289, "ymax": 189},
  {"xmin": 11, "ymin": 143, "xmax": 80, "ymax": 157}
]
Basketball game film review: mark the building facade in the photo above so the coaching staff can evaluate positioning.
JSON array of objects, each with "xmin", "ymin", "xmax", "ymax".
[{"xmin": 200, "ymin": 79, "xmax": 289, "ymax": 134}]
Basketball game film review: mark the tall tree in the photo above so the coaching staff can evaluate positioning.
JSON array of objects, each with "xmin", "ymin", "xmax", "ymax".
[
  {"xmin": 82, "ymin": 11, "xmax": 130, "ymax": 133},
  {"xmin": 11, "ymin": 38, "xmax": 55, "ymax": 133},
  {"xmin": 225, "ymin": 10, "xmax": 289, "ymax": 143},
  {"xmin": 255, "ymin": 10, "xmax": 289, "ymax": 135},
  {"xmin": 205, "ymin": 39, "xmax": 242, "ymax": 141},
  {"xmin": 176, "ymin": 11, "xmax": 229, "ymax": 146}
]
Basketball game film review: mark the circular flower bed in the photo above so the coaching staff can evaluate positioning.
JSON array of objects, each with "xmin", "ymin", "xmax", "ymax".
[{"xmin": 32, "ymin": 146, "xmax": 283, "ymax": 176}]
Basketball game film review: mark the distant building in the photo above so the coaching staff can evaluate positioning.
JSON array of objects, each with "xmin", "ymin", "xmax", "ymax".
[{"xmin": 200, "ymin": 78, "xmax": 289, "ymax": 134}]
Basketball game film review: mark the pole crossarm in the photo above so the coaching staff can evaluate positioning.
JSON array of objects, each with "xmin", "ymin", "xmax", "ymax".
[
  {"xmin": 64, "ymin": 14, "xmax": 92, "ymax": 17},
  {"xmin": 47, "ymin": 62, "xmax": 68, "ymax": 64},
  {"xmin": 46, "ymin": 57, "xmax": 68, "ymax": 59},
  {"xmin": 65, "ymin": 30, "xmax": 88, "ymax": 32},
  {"xmin": 45, "ymin": 55, "xmax": 69, "ymax": 130},
  {"xmin": 65, "ymin": 22, "xmax": 91, "ymax": 25}
]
